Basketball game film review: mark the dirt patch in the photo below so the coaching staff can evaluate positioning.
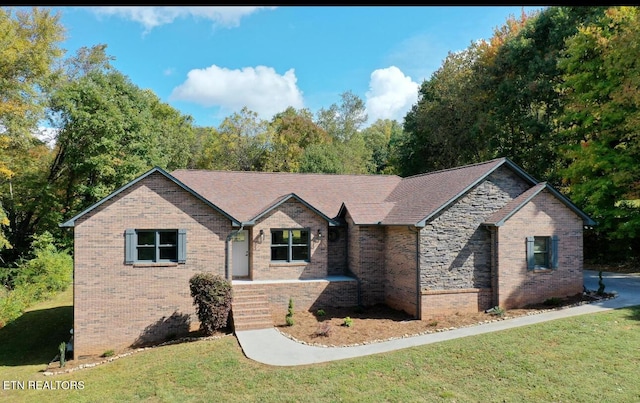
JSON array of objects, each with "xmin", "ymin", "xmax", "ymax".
[{"xmin": 274, "ymin": 291, "xmax": 615, "ymax": 347}]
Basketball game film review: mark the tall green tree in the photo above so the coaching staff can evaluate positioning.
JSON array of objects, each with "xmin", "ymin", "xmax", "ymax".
[
  {"xmin": 0, "ymin": 7, "xmax": 64, "ymax": 140},
  {"xmin": 360, "ymin": 119, "xmax": 404, "ymax": 174},
  {"xmin": 0, "ymin": 7, "xmax": 65, "ymax": 255},
  {"xmin": 265, "ymin": 107, "xmax": 330, "ymax": 172},
  {"xmin": 482, "ymin": 6, "xmax": 606, "ymax": 182},
  {"xmin": 401, "ymin": 44, "xmax": 494, "ymax": 175},
  {"xmin": 313, "ymin": 91, "xmax": 373, "ymax": 174},
  {"xmin": 197, "ymin": 107, "xmax": 271, "ymax": 171},
  {"xmin": 559, "ymin": 6, "xmax": 640, "ymax": 259}
]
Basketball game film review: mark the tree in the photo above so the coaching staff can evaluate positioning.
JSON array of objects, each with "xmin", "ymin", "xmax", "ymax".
[
  {"xmin": 360, "ymin": 119, "xmax": 404, "ymax": 174},
  {"xmin": 264, "ymin": 107, "xmax": 330, "ymax": 172},
  {"xmin": 197, "ymin": 107, "xmax": 271, "ymax": 171},
  {"xmin": 0, "ymin": 7, "xmax": 64, "ymax": 139},
  {"xmin": 316, "ymin": 90, "xmax": 367, "ymax": 142},
  {"xmin": 401, "ymin": 45, "xmax": 493, "ymax": 176},
  {"xmin": 558, "ymin": 6, "xmax": 640, "ymax": 260},
  {"xmin": 0, "ymin": 7, "xmax": 65, "ymax": 256},
  {"xmin": 0, "ymin": 45, "xmax": 197, "ymax": 262},
  {"xmin": 314, "ymin": 91, "xmax": 373, "ymax": 174},
  {"xmin": 481, "ymin": 6, "xmax": 606, "ymax": 182}
]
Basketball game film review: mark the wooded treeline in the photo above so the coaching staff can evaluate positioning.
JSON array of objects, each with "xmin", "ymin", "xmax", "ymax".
[{"xmin": 0, "ymin": 6, "xmax": 638, "ymax": 282}]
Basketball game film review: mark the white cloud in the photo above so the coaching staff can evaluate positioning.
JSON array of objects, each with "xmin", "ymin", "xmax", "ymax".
[
  {"xmin": 170, "ymin": 65, "xmax": 304, "ymax": 120},
  {"xmin": 365, "ymin": 66, "xmax": 419, "ymax": 124},
  {"xmin": 92, "ymin": 6, "xmax": 275, "ymax": 32}
]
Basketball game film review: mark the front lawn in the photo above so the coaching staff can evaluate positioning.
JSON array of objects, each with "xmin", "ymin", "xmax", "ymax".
[{"xmin": 1, "ymin": 288, "xmax": 639, "ymax": 402}]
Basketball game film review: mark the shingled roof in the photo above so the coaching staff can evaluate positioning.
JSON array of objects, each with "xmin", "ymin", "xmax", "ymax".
[
  {"xmin": 170, "ymin": 169, "xmax": 402, "ymax": 224},
  {"xmin": 171, "ymin": 157, "xmax": 538, "ymax": 227},
  {"xmin": 63, "ymin": 157, "xmax": 593, "ymax": 229}
]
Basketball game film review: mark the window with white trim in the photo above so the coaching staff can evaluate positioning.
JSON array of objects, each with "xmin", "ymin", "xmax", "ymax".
[
  {"xmin": 125, "ymin": 229, "xmax": 186, "ymax": 264},
  {"xmin": 271, "ymin": 229, "xmax": 310, "ymax": 262}
]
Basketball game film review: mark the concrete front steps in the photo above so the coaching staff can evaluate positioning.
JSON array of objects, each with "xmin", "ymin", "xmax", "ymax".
[{"xmin": 232, "ymin": 285, "xmax": 273, "ymax": 331}]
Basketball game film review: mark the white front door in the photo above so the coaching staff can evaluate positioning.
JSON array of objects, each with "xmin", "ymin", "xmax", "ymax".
[{"xmin": 232, "ymin": 230, "xmax": 249, "ymax": 277}]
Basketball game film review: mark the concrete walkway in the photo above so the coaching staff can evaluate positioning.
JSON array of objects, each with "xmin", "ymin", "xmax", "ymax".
[{"xmin": 235, "ymin": 270, "xmax": 640, "ymax": 366}]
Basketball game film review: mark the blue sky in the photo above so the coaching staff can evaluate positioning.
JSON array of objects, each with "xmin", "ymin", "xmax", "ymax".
[{"xmin": 46, "ymin": 6, "xmax": 545, "ymax": 129}]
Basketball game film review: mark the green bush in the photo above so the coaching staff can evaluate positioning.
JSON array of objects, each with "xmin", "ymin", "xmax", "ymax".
[
  {"xmin": 14, "ymin": 231, "xmax": 73, "ymax": 297},
  {"xmin": 189, "ymin": 273, "xmax": 233, "ymax": 335},
  {"xmin": 316, "ymin": 309, "xmax": 326, "ymax": 317},
  {"xmin": 0, "ymin": 284, "xmax": 38, "ymax": 327},
  {"xmin": 285, "ymin": 297, "xmax": 294, "ymax": 326},
  {"xmin": 342, "ymin": 316, "xmax": 353, "ymax": 327},
  {"xmin": 0, "ymin": 232, "xmax": 73, "ymax": 328}
]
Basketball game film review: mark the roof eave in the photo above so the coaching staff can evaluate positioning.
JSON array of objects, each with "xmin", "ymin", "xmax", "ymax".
[
  {"xmin": 415, "ymin": 158, "xmax": 538, "ymax": 227},
  {"xmin": 249, "ymin": 193, "xmax": 338, "ymax": 226},
  {"xmin": 59, "ymin": 166, "xmax": 242, "ymax": 228}
]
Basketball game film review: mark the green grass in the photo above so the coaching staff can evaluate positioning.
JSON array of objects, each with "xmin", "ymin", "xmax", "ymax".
[{"xmin": 1, "ymin": 290, "xmax": 640, "ymax": 402}]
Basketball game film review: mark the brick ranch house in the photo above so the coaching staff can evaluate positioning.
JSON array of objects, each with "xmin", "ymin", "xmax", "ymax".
[{"xmin": 60, "ymin": 157, "xmax": 595, "ymax": 358}]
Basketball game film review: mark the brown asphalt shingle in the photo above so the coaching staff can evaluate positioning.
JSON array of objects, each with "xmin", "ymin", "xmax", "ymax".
[
  {"xmin": 172, "ymin": 158, "xmax": 515, "ymax": 226},
  {"xmin": 381, "ymin": 158, "xmax": 507, "ymax": 225},
  {"xmin": 171, "ymin": 170, "xmax": 402, "ymax": 223}
]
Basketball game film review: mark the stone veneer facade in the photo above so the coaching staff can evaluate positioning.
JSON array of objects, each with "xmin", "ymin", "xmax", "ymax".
[{"xmin": 419, "ymin": 167, "xmax": 530, "ymax": 317}]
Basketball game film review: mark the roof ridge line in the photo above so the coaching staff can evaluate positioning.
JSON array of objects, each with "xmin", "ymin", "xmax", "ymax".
[{"xmin": 401, "ymin": 157, "xmax": 506, "ymax": 180}]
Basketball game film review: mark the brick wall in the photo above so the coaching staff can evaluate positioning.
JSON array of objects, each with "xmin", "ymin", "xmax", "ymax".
[
  {"xmin": 327, "ymin": 226, "xmax": 347, "ymax": 275},
  {"xmin": 234, "ymin": 278, "xmax": 358, "ymax": 316},
  {"xmin": 73, "ymin": 172, "xmax": 233, "ymax": 358},
  {"xmin": 421, "ymin": 288, "xmax": 493, "ymax": 318},
  {"xmin": 251, "ymin": 199, "xmax": 328, "ymax": 280},
  {"xmin": 496, "ymin": 190, "xmax": 584, "ymax": 308},
  {"xmin": 344, "ymin": 211, "xmax": 386, "ymax": 306},
  {"xmin": 384, "ymin": 226, "xmax": 419, "ymax": 317}
]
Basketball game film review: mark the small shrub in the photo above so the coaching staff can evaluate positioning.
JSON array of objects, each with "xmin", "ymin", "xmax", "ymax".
[
  {"xmin": 544, "ymin": 297, "xmax": 563, "ymax": 307},
  {"xmin": 285, "ymin": 297, "xmax": 294, "ymax": 326},
  {"xmin": 189, "ymin": 273, "xmax": 233, "ymax": 335},
  {"xmin": 59, "ymin": 342, "xmax": 67, "ymax": 368},
  {"xmin": 102, "ymin": 349, "xmax": 115, "ymax": 358},
  {"xmin": 427, "ymin": 320, "xmax": 438, "ymax": 327},
  {"xmin": 597, "ymin": 270, "xmax": 606, "ymax": 295},
  {"xmin": 342, "ymin": 316, "xmax": 353, "ymax": 327},
  {"xmin": 316, "ymin": 309, "xmax": 326, "ymax": 317},
  {"xmin": 486, "ymin": 306, "xmax": 505, "ymax": 317},
  {"xmin": 314, "ymin": 322, "xmax": 332, "ymax": 337}
]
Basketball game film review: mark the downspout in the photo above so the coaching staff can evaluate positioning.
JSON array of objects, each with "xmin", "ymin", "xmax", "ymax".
[
  {"xmin": 408, "ymin": 225, "xmax": 421, "ymax": 320},
  {"xmin": 225, "ymin": 224, "xmax": 244, "ymax": 281}
]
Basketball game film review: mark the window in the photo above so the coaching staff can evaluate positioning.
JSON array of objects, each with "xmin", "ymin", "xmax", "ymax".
[
  {"xmin": 125, "ymin": 229, "xmax": 186, "ymax": 264},
  {"xmin": 526, "ymin": 236, "xmax": 558, "ymax": 270},
  {"xmin": 271, "ymin": 229, "xmax": 310, "ymax": 262}
]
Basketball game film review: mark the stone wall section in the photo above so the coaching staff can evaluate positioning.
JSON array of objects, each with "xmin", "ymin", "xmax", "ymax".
[
  {"xmin": 73, "ymin": 172, "xmax": 233, "ymax": 358},
  {"xmin": 419, "ymin": 167, "xmax": 530, "ymax": 292}
]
